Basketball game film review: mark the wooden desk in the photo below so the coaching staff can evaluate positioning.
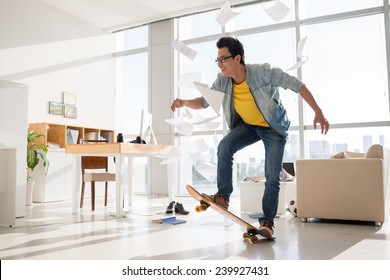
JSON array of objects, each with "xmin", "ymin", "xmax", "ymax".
[{"xmin": 66, "ymin": 143, "xmax": 174, "ymax": 217}]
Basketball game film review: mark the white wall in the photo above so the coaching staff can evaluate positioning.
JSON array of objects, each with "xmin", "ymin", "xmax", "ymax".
[
  {"xmin": 0, "ymin": 0, "xmax": 116, "ymax": 130},
  {"xmin": 0, "ymin": 0, "xmax": 105, "ymax": 49},
  {"xmin": 0, "ymin": 0, "xmax": 177, "ymax": 199}
]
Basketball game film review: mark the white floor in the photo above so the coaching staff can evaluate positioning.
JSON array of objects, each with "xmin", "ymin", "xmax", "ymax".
[{"xmin": 1, "ymin": 194, "xmax": 390, "ymax": 260}]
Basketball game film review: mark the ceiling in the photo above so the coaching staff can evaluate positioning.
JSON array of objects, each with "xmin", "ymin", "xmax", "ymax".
[{"xmin": 36, "ymin": 0, "xmax": 260, "ymax": 32}]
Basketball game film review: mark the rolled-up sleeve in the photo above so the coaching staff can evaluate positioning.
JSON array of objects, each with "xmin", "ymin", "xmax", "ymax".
[
  {"xmin": 200, "ymin": 96, "xmax": 209, "ymax": 108},
  {"xmin": 270, "ymin": 67, "xmax": 304, "ymax": 93}
]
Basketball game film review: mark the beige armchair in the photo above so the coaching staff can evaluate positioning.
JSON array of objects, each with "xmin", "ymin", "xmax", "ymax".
[{"xmin": 296, "ymin": 144, "xmax": 390, "ymax": 226}]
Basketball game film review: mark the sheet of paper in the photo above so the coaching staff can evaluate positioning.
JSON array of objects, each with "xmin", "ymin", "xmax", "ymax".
[
  {"xmin": 286, "ymin": 36, "xmax": 309, "ymax": 71},
  {"xmin": 215, "ymin": 1, "xmax": 241, "ymax": 26},
  {"xmin": 286, "ymin": 60, "xmax": 307, "ymax": 71},
  {"xmin": 196, "ymin": 121, "xmax": 221, "ymax": 130},
  {"xmin": 185, "ymin": 108, "xmax": 220, "ymax": 125},
  {"xmin": 165, "ymin": 117, "xmax": 194, "ymax": 136},
  {"xmin": 190, "ymin": 139, "xmax": 209, "ymax": 154},
  {"xmin": 264, "ymin": 0, "xmax": 291, "ymax": 22},
  {"xmin": 172, "ymin": 39, "xmax": 197, "ymax": 61},
  {"xmin": 194, "ymin": 161, "xmax": 217, "ymax": 182},
  {"xmin": 178, "ymin": 72, "xmax": 202, "ymax": 88},
  {"xmin": 193, "ymin": 81, "xmax": 224, "ymax": 115},
  {"xmin": 160, "ymin": 146, "xmax": 181, "ymax": 164},
  {"xmin": 213, "ymin": 133, "xmax": 219, "ymax": 148},
  {"xmin": 297, "ymin": 36, "xmax": 308, "ymax": 58},
  {"xmin": 191, "ymin": 152, "xmax": 211, "ymax": 165}
]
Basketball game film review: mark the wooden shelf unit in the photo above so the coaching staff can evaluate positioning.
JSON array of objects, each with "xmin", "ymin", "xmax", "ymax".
[{"xmin": 28, "ymin": 122, "xmax": 115, "ymax": 148}]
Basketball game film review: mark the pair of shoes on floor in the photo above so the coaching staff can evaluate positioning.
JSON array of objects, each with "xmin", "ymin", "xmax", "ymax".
[
  {"xmin": 165, "ymin": 201, "xmax": 189, "ymax": 215},
  {"xmin": 258, "ymin": 220, "xmax": 274, "ymax": 239}
]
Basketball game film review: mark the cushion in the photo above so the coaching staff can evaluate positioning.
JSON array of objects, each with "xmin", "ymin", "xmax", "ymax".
[
  {"xmin": 84, "ymin": 173, "xmax": 115, "ymax": 182},
  {"xmin": 364, "ymin": 144, "xmax": 383, "ymax": 159}
]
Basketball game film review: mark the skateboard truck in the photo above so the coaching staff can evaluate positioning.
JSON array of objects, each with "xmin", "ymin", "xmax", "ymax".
[
  {"xmin": 195, "ymin": 200, "xmax": 210, "ymax": 212},
  {"xmin": 243, "ymin": 229, "xmax": 261, "ymax": 244}
]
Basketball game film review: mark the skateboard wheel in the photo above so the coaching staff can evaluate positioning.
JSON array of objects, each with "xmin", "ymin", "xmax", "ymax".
[
  {"xmin": 195, "ymin": 205, "xmax": 202, "ymax": 213},
  {"xmin": 243, "ymin": 232, "xmax": 250, "ymax": 241},
  {"xmin": 250, "ymin": 235, "xmax": 258, "ymax": 244}
]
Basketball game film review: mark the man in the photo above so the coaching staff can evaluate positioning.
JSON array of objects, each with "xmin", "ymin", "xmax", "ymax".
[{"xmin": 171, "ymin": 36, "xmax": 329, "ymax": 238}]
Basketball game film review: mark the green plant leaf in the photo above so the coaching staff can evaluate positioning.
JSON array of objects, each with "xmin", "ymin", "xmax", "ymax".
[
  {"xmin": 26, "ymin": 130, "xmax": 50, "ymax": 179},
  {"xmin": 27, "ymin": 149, "xmax": 39, "ymax": 171}
]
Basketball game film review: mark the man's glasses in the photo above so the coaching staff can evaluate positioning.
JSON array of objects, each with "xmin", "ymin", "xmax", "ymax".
[{"xmin": 215, "ymin": 55, "xmax": 234, "ymax": 63}]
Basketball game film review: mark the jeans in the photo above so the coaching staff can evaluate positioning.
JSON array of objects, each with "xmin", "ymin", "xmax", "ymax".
[{"xmin": 217, "ymin": 121, "xmax": 287, "ymax": 224}]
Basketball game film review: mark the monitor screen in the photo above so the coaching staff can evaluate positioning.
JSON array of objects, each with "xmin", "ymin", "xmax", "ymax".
[{"xmin": 139, "ymin": 109, "xmax": 156, "ymax": 144}]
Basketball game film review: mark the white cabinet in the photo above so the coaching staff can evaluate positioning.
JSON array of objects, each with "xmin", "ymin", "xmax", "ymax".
[
  {"xmin": 0, "ymin": 147, "xmax": 16, "ymax": 226},
  {"xmin": 239, "ymin": 181, "xmax": 296, "ymax": 215},
  {"xmin": 31, "ymin": 149, "xmax": 73, "ymax": 202},
  {"xmin": 0, "ymin": 80, "xmax": 28, "ymax": 218}
]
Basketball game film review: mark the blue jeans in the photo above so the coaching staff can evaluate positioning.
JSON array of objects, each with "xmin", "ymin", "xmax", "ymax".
[{"xmin": 217, "ymin": 122, "xmax": 287, "ymax": 224}]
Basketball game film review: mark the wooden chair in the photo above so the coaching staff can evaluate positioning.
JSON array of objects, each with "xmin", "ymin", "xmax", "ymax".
[{"xmin": 80, "ymin": 156, "xmax": 115, "ymax": 211}]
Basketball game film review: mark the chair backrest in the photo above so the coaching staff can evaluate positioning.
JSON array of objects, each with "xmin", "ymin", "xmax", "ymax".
[
  {"xmin": 81, "ymin": 156, "xmax": 108, "ymax": 174},
  {"xmin": 364, "ymin": 144, "xmax": 384, "ymax": 159}
]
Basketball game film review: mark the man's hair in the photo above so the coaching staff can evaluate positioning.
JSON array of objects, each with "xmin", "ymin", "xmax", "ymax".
[{"xmin": 216, "ymin": 36, "xmax": 245, "ymax": 65}]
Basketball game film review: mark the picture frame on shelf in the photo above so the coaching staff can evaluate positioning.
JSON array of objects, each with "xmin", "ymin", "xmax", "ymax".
[
  {"xmin": 64, "ymin": 105, "xmax": 77, "ymax": 119},
  {"xmin": 48, "ymin": 101, "xmax": 63, "ymax": 115}
]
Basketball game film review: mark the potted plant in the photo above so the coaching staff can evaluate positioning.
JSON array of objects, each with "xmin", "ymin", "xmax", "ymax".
[{"xmin": 26, "ymin": 130, "xmax": 49, "ymax": 206}]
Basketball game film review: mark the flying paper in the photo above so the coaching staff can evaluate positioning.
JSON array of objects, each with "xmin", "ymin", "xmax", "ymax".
[
  {"xmin": 264, "ymin": 0, "xmax": 291, "ymax": 22},
  {"xmin": 193, "ymin": 81, "xmax": 224, "ymax": 115},
  {"xmin": 159, "ymin": 146, "xmax": 181, "ymax": 164},
  {"xmin": 178, "ymin": 72, "xmax": 202, "ymax": 88},
  {"xmin": 172, "ymin": 39, "xmax": 197, "ymax": 61},
  {"xmin": 215, "ymin": 1, "xmax": 241, "ymax": 26},
  {"xmin": 165, "ymin": 117, "xmax": 193, "ymax": 136}
]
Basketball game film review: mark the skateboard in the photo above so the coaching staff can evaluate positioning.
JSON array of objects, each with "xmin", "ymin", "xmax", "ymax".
[{"xmin": 186, "ymin": 185, "xmax": 275, "ymax": 243}]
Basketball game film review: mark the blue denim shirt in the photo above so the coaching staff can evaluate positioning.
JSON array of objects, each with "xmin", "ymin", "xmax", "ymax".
[{"xmin": 201, "ymin": 63, "xmax": 304, "ymax": 136}]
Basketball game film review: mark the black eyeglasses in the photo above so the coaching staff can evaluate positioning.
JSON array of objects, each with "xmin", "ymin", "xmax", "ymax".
[{"xmin": 215, "ymin": 55, "xmax": 234, "ymax": 63}]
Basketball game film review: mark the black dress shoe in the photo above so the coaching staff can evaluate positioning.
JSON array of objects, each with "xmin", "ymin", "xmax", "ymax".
[
  {"xmin": 175, "ymin": 202, "xmax": 189, "ymax": 215},
  {"xmin": 166, "ymin": 201, "xmax": 175, "ymax": 214}
]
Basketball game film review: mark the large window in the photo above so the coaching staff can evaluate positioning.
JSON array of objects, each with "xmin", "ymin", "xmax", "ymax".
[
  {"xmin": 173, "ymin": 0, "xmax": 390, "ymax": 195},
  {"xmin": 115, "ymin": 26, "xmax": 149, "ymax": 194},
  {"xmin": 302, "ymin": 14, "xmax": 388, "ymax": 125},
  {"xmin": 225, "ymin": 0, "xmax": 295, "ymax": 32},
  {"xmin": 176, "ymin": 10, "xmax": 222, "ymax": 40},
  {"xmin": 300, "ymin": 0, "xmax": 383, "ymax": 19}
]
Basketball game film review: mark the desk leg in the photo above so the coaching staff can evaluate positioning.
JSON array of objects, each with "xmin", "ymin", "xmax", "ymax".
[
  {"xmin": 128, "ymin": 156, "xmax": 133, "ymax": 207},
  {"xmin": 115, "ymin": 154, "xmax": 125, "ymax": 218},
  {"xmin": 72, "ymin": 155, "xmax": 81, "ymax": 214}
]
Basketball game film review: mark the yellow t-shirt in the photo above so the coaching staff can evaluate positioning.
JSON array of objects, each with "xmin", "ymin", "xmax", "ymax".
[{"xmin": 233, "ymin": 81, "xmax": 269, "ymax": 127}]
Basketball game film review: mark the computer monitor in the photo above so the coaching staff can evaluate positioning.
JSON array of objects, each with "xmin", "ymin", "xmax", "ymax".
[{"xmin": 139, "ymin": 109, "xmax": 157, "ymax": 144}]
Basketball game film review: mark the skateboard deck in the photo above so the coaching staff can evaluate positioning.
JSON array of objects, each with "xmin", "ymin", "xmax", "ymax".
[{"xmin": 186, "ymin": 185, "xmax": 275, "ymax": 243}]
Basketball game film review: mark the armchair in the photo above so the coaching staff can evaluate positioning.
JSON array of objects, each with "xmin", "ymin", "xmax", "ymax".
[{"xmin": 296, "ymin": 144, "xmax": 390, "ymax": 226}]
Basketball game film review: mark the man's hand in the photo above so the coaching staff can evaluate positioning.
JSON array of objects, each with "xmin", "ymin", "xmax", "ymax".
[
  {"xmin": 313, "ymin": 111, "xmax": 329, "ymax": 135},
  {"xmin": 171, "ymin": 98, "xmax": 185, "ymax": 112}
]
